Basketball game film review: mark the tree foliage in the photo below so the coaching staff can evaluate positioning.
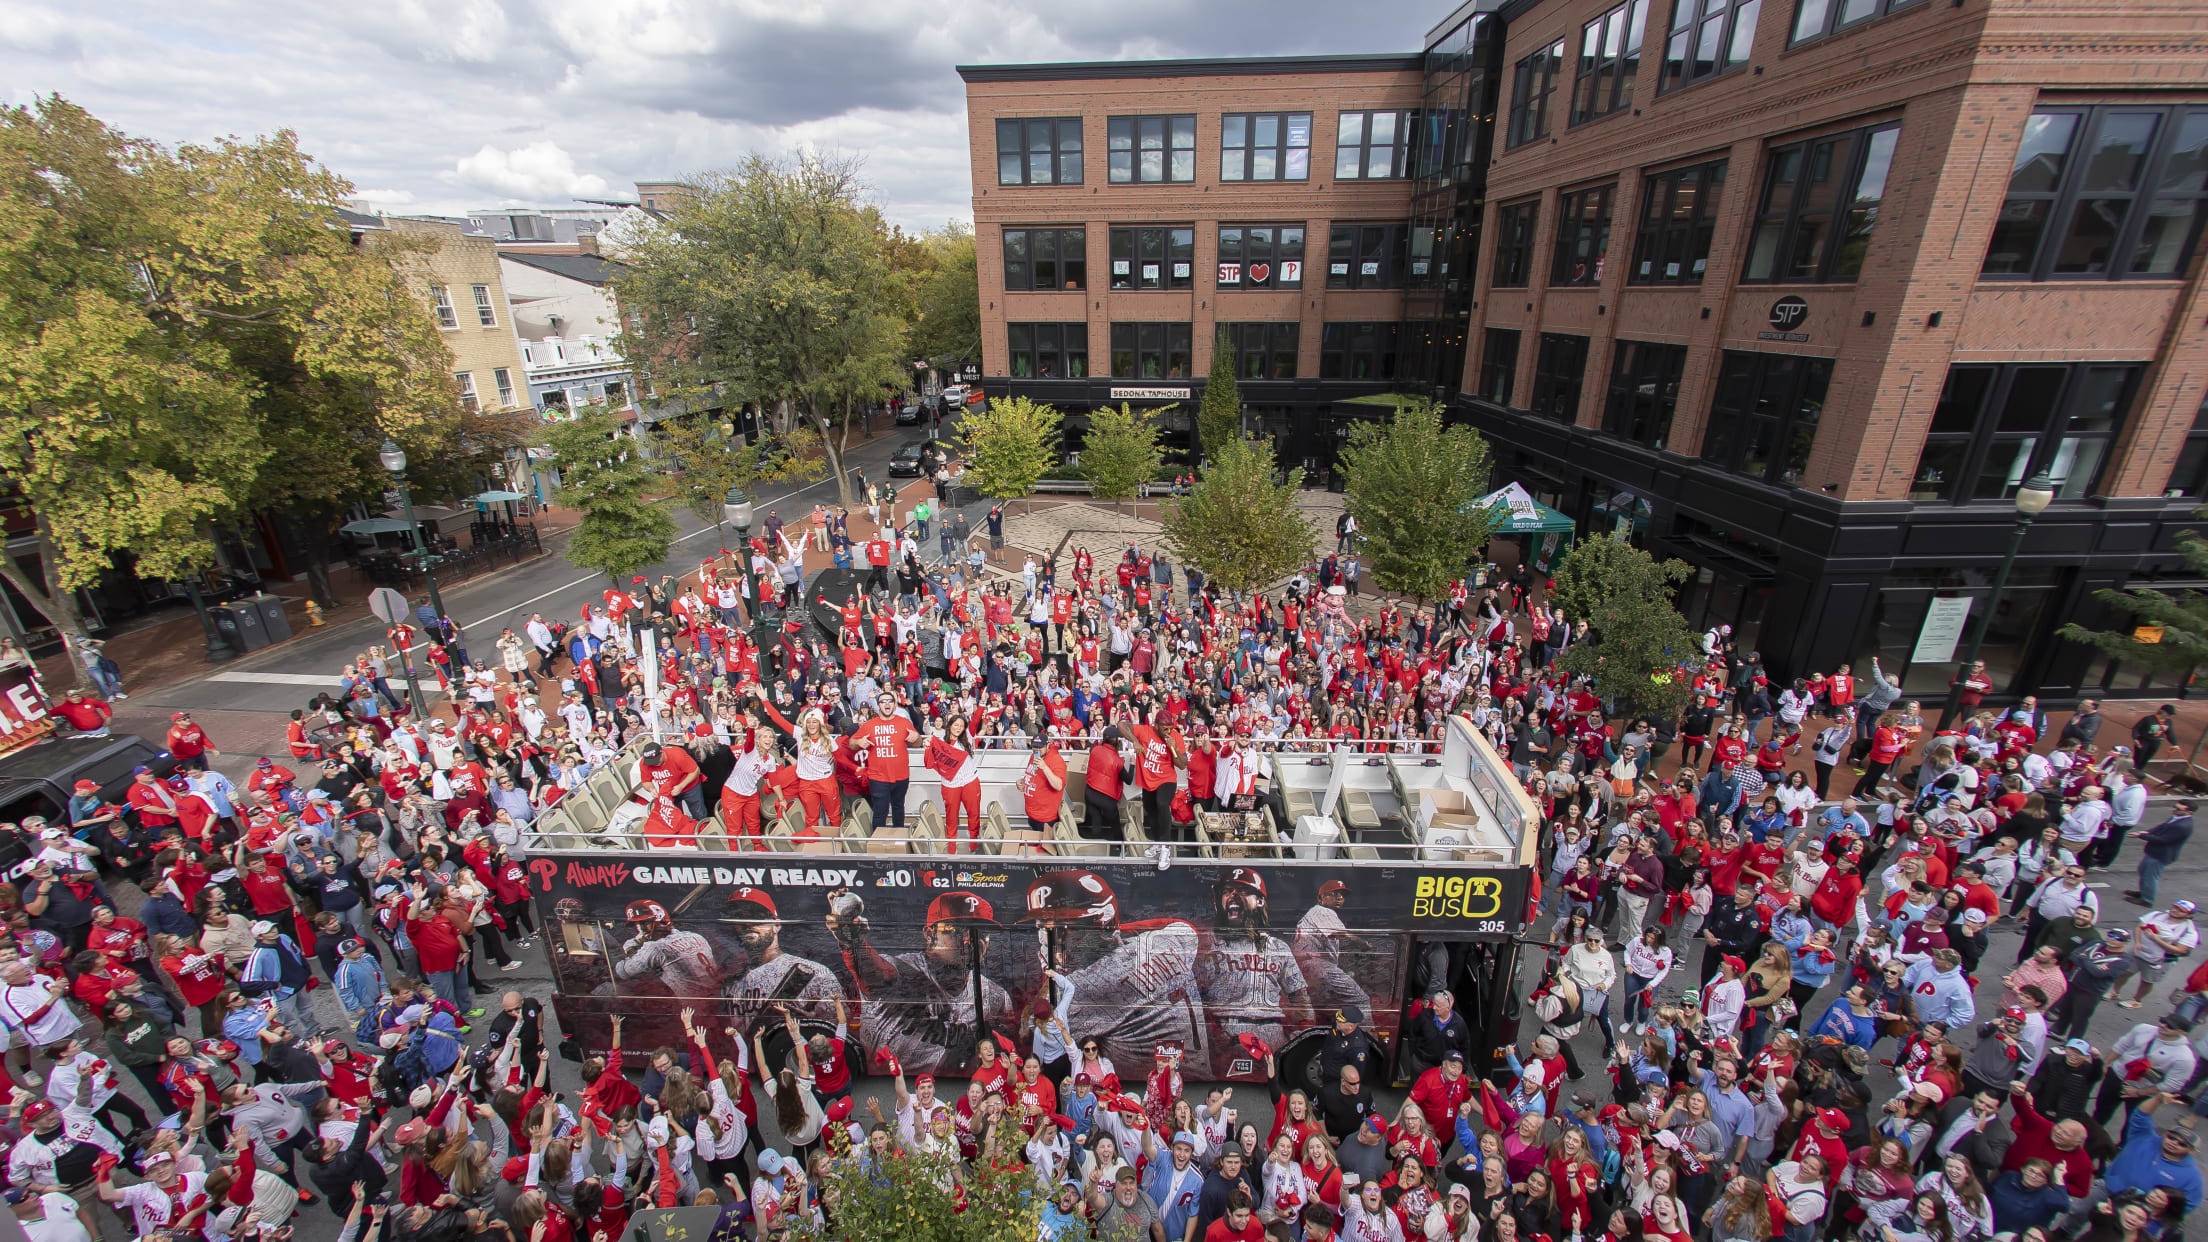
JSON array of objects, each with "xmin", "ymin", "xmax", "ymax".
[
  {"xmin": 1197, "ymin": 328, "xmax": 1241, "ymax": 462},
  {"xmin": 795, "ymin": 1135, "xmax": 1043, "ymax": 1242},
  {"xmin": 2058, "ymin": 514, "xmax": 2208, "ymax": 677},
  {"xmin": 547, "ymin": 412, "xmax": 677, "ymax": 585},
  {"xmin": 1080, "ymin": 403, "xmax": 1165, "ymax": 507},
  {"xmin": 613, "ymin": 154, "xmax": 912, "ymax": 510},
  {"xmin": 0, "ymin": 96, "xmax": 457, "ymax": 650},
  {"xmin": 1338, "ymin": 396, "xmax": 1497, "ymax": 605},
  {"xmin": 653, "ymin": 413, "xmax": 823, "ymax": 546},
  {"xmin": 1161, "ymin": 437, "xmax": 1315, "ymax": 595},
  {"xmin": 1551, "ymin": 533, "xmax": 1697, "ymax": 717},
  {"xmin": 905, "ymin": 224, "xmax": 980, "ymax": 370},
  {"xmin": 959, "ymin": 396, "xmax": 1062, "ymax": 502}
]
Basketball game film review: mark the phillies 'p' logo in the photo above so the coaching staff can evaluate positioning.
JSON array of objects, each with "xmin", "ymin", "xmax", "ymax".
[{"xmin": 529, "ymin": 858, "xmax": 559, "ymax": 892}]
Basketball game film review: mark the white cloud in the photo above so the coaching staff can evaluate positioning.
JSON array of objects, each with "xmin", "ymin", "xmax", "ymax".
[
  {"xmin": 0, "ymin": 0, "xmax": 1438, "ymax": 230},
  {"xmin": 453, "ymin": 141, "xmax": 611, "ymax": 200}
]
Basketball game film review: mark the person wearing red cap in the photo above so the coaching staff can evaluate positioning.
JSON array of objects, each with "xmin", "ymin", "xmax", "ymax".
[
  {"xmin": 1704, "ymin": 955, "xmax": 1748, "ymax": 1043},
  {"xmin": 1789, "ymin": 1107, "xmax": 1852, "ymax": 1187},
  {"xmin": 51, "ymin": 689, "xmax": 111, "ymax": 737},
  {"xmin": 164, "ymin": 712, "xmax": 216, "ymax": 771}
]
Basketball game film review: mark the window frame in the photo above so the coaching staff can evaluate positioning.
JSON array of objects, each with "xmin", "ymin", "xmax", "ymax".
[
  {"xmin": 1318, "ymin": 322, "xmax": 1401, "ymax": 380},
  {"xmin": 1004, "ymin": 322, "xmax": 1091, "ymax": 380},
  {"xmin": 1479, "ymin": 329, "xmax": 1522, "ymax": 406},
  {"xmin": 1550, "ymin": 183, "xmax": 1617, "ymax": 286},
  {"xmin": 1658, "ymin": 0, "xmax": 1761, "ymax": 94},
  {"xmin": 1335, "ymin": 110, "xmax": 1417, "ymax": 179},
  {"xmin": 1571, "ymin": 0, "xmax": 1650, "ymax": 126},
  {"xmin": 432, "ymin": 285, "xmax": 457, "ymax": 329},
  {"xmin": 1492, "ymin": 200, "xmax": 1539, "ymax": 289},
  {"xmin": 1216, "ymin": 225, "xmax": 1307, "ymax": 289},
  {"xmin": 1908, "ymin": 362, "xmax": 2143, "ymax": 503},
  {"xmin": 996, "ymin": 117, "xmax": 1085, "ymax": 186},
  {"xmin": 1326, "ymin": 224, "xmax": 1413, "ymax": 289},
  {"xmin": 1700, "ymin": 350, "xmax": 1835, "ymax": 486},
  {"xmin": 1107, "ymin": 322, "xmax": 1194, "ymax": 379},
  {"xmin": 1530, "ymin": 333, "xmax": 1592, "ymax": 423},
  {"xmin": 1740, "ymin": 120, "xmax": 1902, "ymax": 284},
  {"xmin": 1790, "ymin": 0, "xmax": 1926, "ymax": 46},
  {"xmin": 1631, "ymin": 158, "xmax": 1729, "ymax": 284},
  {"xmin": 1602, "ymin": 340, "xmax": 1688, "ymax": 450},
  {"xmin": 1107, "ymin": 115, "xmax": 1197, "ymax": 184},
  {"xmin": 493, "ymin": 367, "xmax": 515, "ymax": 407},
  {"xmin": 472, "ymin": 284, "xmax": 496, "ymax": 327},
  {"xmin": 1222, "ymin": 322, "xmax": 1302, "ymax": 380},
  {"xmin": 1220, "ymin": 113, "xmax": 1313, "ymax": 183},
  {"xmin": 1507, "ymin": 41, "xmax": 1566, "ymax": 149},
  {"xmin": 1001, "ymin": 227, "xmax": 1090, "ymax": 292},
  {"xmin": 1979, "ymin": 104, "xmax": 2208, "ymax": 283},
  {"xmin": 1107, "ymin": 227, "xmax": 1196, "ymax": 291},
  {"xmin": 454, "ymin": 371, "xmax": 478, "ymax": 412}
]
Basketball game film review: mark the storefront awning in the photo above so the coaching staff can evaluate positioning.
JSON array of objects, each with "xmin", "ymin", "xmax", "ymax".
[{"xmin": 1474, "ymin": 482, "xmax": 1577, "ymax": 534}]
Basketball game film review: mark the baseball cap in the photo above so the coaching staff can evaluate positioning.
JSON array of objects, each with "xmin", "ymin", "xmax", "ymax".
[
  {"xmin": 170, "ymin": 712, "xmax": 189, "ymax": 722},
  {"xmin": 339, "ymin": 938, "xmax": 365, "ymax": 955},
  {"xmin": 1, "ymin": 1187, "xmax": 30, "ymax": 1204},
  {"xmin": 1075, "ymin": 1073, "xmax": 1093, "ymax": 1086},
  {"xmin": 2175, "ymin": 900, "xmax": 2198, "ymax": 916},
  {"xmin": 394, "ymin": 1120, "xmax": 430, "ymax": 1146},
  {"xmin": 1319, "ymin": 880, "xmax": 1348, "ymax": 897},
  {"xmin": 1364, "ymin": 1115, "xmax": 1387, "ymax": 1135},
  {"xmin": 1171, "ymin": 1131, "xmax": 1196, "ymax": 1149},
  {"xmin": 2167, "ymin": 1127, "xmax": 2198, "ymax": 1149},
  {"xmin": 249, "ymin": 920, "xmax": 277, "ymax": 936},
  {"xmin": 758, "ymin": 1149, "xmax": 784, "ymax": 1174},
  {"xmin": 2065, "ymin": 1039, "xmax": 2095, "ymax": 1054},
  {"xmin": 725, "ymin": 887, "xmax": 780, "ymax": 922},
  {"xmin": 1816, "ymin": 1107, "xmax": 1849, "ymax": 1131},
  {"xmin": 827, "ymin": 1097, "xmax": 855, "ymax": 1123},
  {"xmin": 1447, "ymin": 1183, "xmax": 1472, "ymax": 1201},
  {"xmin": 72, "ymin": 779, "xmax": 99, "ymax": 794},
  {"xmin": 502, "ymin": 1158, "xmax": 529, "ymax": 1183},
  {"xmin": 1443, "ymin": 1050, "xmax": 1466, "ymax": 1063},
  {"xmin": 2106, "ymin": 928, "xmax": 2133, "ymax": 942},
  {"xmin": 1722, "ymin": 955, "xmax": 1747, "ymax": 973},
  {"xmin": 21, "ymin": 1100, "xmax": 54, "ymax": 1122}
]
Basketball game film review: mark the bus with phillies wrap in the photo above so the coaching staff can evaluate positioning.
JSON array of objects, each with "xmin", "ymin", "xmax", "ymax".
[{"xmin": 524, "ymin": 714, "xmax": 1539, "ymax": 1089}]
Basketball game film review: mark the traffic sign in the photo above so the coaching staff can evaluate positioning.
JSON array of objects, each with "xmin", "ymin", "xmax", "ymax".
[{"xmin": 367, "ymin": 587, "xmax": 411, "ymax": 624}]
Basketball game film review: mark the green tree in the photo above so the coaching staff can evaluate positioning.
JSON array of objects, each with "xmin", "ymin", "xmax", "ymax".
[
  {"xmin": 653, "ymin": 412, "xmax": 823, "ymax": 549},
  {"xmin": 791, "ymin": 1134, "xmax": 1041, "ymax": 1242},
  {"xmin": 613, "ymin": 154, "xmax": 912, "ymax": 511},
  {"xmin": 0, "ymin": 97, "xmax": 456, "ymax": 661},
  {"xmin": 1080, "ymin": 402, "xmax": 1165, "ymax": 510},
  {"xmin": 1197, "ymin": 327, "xmax": 1241, "ymax": 461},
  {"xmin": 1161, "ymin": 437, "xmax": 1315, "ymax": 594},
  {"xmin": 959, "ymin": 395, "xmax": 1062, "ymax": 502},
  {"xmin": 1551, "ymin": 533, "xmax": 1698, "ymax": 718},
  {"xmin": 905, "ymin": 224, "xmax": 980, "ymax": 371},
  {"xmin": 1338, "ymin": 396, "xmax": 1497, "ymax": 607},
  {"xmin": 2057, "ymin": 514, "xmax": 2208, "ymax": 678},
  {"xmin": 547, "ymin": 411, "xmax": 677, "ymax": 586}
]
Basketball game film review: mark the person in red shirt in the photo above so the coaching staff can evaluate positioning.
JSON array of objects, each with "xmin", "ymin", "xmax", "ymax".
[
  {"xmin": 400, "ymin": 884, "xmax": 469, "ymax": 1016},
  {"xmin": 1205, "ymin": 1193, "xmax": 1264, "ymax": 1242},
  {"xmin": 1021, "ymin": 739, "xmax": 1067, "ymax": 832},
  {"xmin": 126, "ymin": 766, "xmax": 182, "ymax": 831},
  {"xmin": 637, "ymin": 742, "xmax": 705, "ymax": 821},
  {"xmin": 53, "ymin": 691, "xmax": 112, "ymax": 736},
  {"xmin": 165, "ymin": 712, "xmax": 216, "ymax": 770},
  {"xmin": 1083, "ymin": 730, "xmax": 1126, "ymax": 843},
  {"xmin": 158, "ymin": 933, "xmax": 229, "ymax": 1037},
  {"xmin": 854, "ymin": 692, "xmax": 921, "ymax": 832},
  {"xmin": 1408, "ymin": 1050, "xmax": 1474, "ymax": 1134},
  {"xmin": 1127, "ymin": 713, "xmax": 1185, "ymax": 846}
]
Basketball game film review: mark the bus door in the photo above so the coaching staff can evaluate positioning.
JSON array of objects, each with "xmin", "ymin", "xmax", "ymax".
[{"xmin": 1392, "ymin": 937, "xmax": 1523, "ymax": 1085}]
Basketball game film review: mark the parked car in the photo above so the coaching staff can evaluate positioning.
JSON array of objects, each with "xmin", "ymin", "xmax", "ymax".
[
  {"xmin": 0, "ymin": 733, "xmax": 175, "ymax": 874},
  {"xmin": 888, "ymin": 438, "xmax": 953, "ymax": 477},
  {"xmin": 893, "ymin": 399, "xmax": 923, "ymax": 425}
]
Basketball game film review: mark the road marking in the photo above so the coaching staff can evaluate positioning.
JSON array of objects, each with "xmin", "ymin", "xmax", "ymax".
[
  {"xmin": 209, "ymin": 671, "xmax": 346, "ymax": 687},
  {"xmin": 461, "ymin": 471, "xmax": 844, "ymax": 630}
]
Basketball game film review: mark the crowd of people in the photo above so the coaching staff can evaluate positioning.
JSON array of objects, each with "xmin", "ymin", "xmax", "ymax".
[{"xmin": 1, "ymin": 479, "xmax": 2205, "ymax": 1242}]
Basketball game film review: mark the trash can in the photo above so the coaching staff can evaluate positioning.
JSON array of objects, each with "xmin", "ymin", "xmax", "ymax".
[
  {"xmin": 212, "ymin": 603, "xmax": 269, "ymax": 653},
  {"xmin": 253, "ymin": 595, "xmax": 293, "ymax": 643}
]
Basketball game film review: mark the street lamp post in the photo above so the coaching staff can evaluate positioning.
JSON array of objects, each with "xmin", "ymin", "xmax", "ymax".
[
  {"xmin": 380, "ymin": 440, "xmax": 448, "ymax": 623},
  {"xmin": 722, "ymin": 487, "xmax": 775, "ymax": 674},
  {"xmin": 182, "ymin": 578, "xmax": 235, "ymax": 663},
  {"xmin": 1939, "ymin": 469, "xmax": 2056, "ymax": 729}
]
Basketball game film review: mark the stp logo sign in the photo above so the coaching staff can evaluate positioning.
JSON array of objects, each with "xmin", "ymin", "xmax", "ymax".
[{"xmin": 1768, "ymin": 296, "xmax": 1810, "ymax": 331}]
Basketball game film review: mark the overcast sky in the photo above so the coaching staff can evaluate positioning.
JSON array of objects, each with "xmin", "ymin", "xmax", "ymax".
[{"xmin": 1, "ymin": 0, "xmax": 1442, "ymax": 231}]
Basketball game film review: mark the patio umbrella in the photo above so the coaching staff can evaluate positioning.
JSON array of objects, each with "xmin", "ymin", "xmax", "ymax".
[
  {"xmin": 469, "ymin": 489, "xmax": 529, "ymax": 527},
  {"xmin": 339, "ymin": 517, "xmax": 416, "ymax": 536}
]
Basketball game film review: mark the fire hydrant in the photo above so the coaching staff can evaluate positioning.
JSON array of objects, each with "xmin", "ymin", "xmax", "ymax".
[{"xmin": 303, "ymin": 600, "xmax": 326, "ymax": 627}]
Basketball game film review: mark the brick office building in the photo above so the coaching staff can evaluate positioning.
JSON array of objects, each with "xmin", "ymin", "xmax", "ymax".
[{"xmin": 960, "ymin": 0, "xmax": 2208, "ymax": 702}]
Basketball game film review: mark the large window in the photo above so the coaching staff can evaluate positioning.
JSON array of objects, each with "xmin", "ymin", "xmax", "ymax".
[
  {"xmin": 1224, "ymin": 322, "xmax": 1300, "ymax": 379},
  {"xmin": 2168, "ymin": 397, "xmax": 2208, "ymax": 498},
  {"xmin": 1742, "ymin": 121, "xmax": 1901, "ymax": 283},
  {"xmin": 1319, "ymin": 323, "xmax": 1400, "ymax": 379},
  {"xmin": 1530, "ymin": 334, "xmax": 1591, "ymax": 423},
  {"xmin": 1108, "ymin": 227, "xmax": 1195, "ymax": 291},
  {"xmin": 1216, "ymin": 226, "xmax": 1306, "ymax": 289},
  {"xmin": 1107, "ymin": 116, "xmax": 1196, "ymax": 184},
  {"xmin": 1493, "ymin": 200, "xmax": 1539, "ymax": 288},
  {"xmin": 1572, "ymin": 0, "xmax": 1650, "ymax": 125},
  {"xmin": 431, "ymin": 285, "xmax": 456, "ymax": 329},
  {"xmin": 1791, "ymin": 0, "xmax": 1925, "ymax": 43},
  {"xmin": 1480, "ymin": 329, "xmax": 1522, "ymax": 405},
  {"xmin": 1701, "ymin": 351, "xmax": 1833, "ymax": 485},
  {"xmin": 1659, "ymin": 0, "xmax": 1760, "ymax": 93},
  {"xmin": 1220, "ymin": 113, "xmax": 1312, "ymax": 182},
  {"xmin": 493, "ymin": 367, "xmax": 515, "ymax": 407},
  {"xmin": 1336, "ymin": 110, "xmax": 1415, "ymax": 179},
  {"xmin": 1632, "ymin": 159, "xmax": 1728, "ymax": 284},
  {"xmin": 1108, "ymin": 323, "xmax": 1193, "ymax": 379},
  {"xmin": 473, "ymin": 284, "xmax": 497, "ymax": 327},
  {"xmin": 1326, "ymin": 225, "xmax": 1412, "ymax": 289},
  {"xmin": 996, "ymin": 117, "xmax": 1083, "ymax": 185},
  {"xmin": 1002, "ymin": 227, "xmax": 1089, "ymax": 291},
  {"xmin": 1508, "ymin": 41, "xmax": 1566, "ymax": 148},
  {"xmin": 1981, "ymin": 105, "xmax": 2208, "ymax": 281},
  {"xmin": 1908, "ymin": 363, "xmax": 2141, "ymax": 502},
  {"xmin": 1604, "ymin": 341, "xmax": 1688, "ymax": 449},
  {"xmin": 1006, "ymin": 323, "xmax": 1090, "ymax": 379},
  {"xmin": 1550, "ymin": 184, "xmax": 1616, "ymax": 286}
]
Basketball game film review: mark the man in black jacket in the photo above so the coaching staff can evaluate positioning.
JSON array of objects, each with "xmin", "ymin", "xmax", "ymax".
[
  {"xmin": 2028, "ymin": 1038, "xmax": 2104, "ymax": 1122},
  {"xmin": 1317, "ymin": 1062, "xmax": 1378, "ymax": 1143},
  {"xmin": 308, "ymin": 1114, "xmax": 392, "ymax": 1215},
  {"xmin": 1398, "ymin": 989, "xmax": 1472, "ymax": 1081},
  {"xmin": 1314, "ymin": 1005, "xmax": 1386, "ymax": 1092},
  {"xmin": 1926, "ymin": 1089, "xmax": 2014, "ymax": 1181},
  {"xmin": 2128, "ymin": 800, "xmax": 2194, "ymax": 907},
  {"xmin": 1700, "ymin": 886, "xmax": 1764, "ymax": 986}
]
